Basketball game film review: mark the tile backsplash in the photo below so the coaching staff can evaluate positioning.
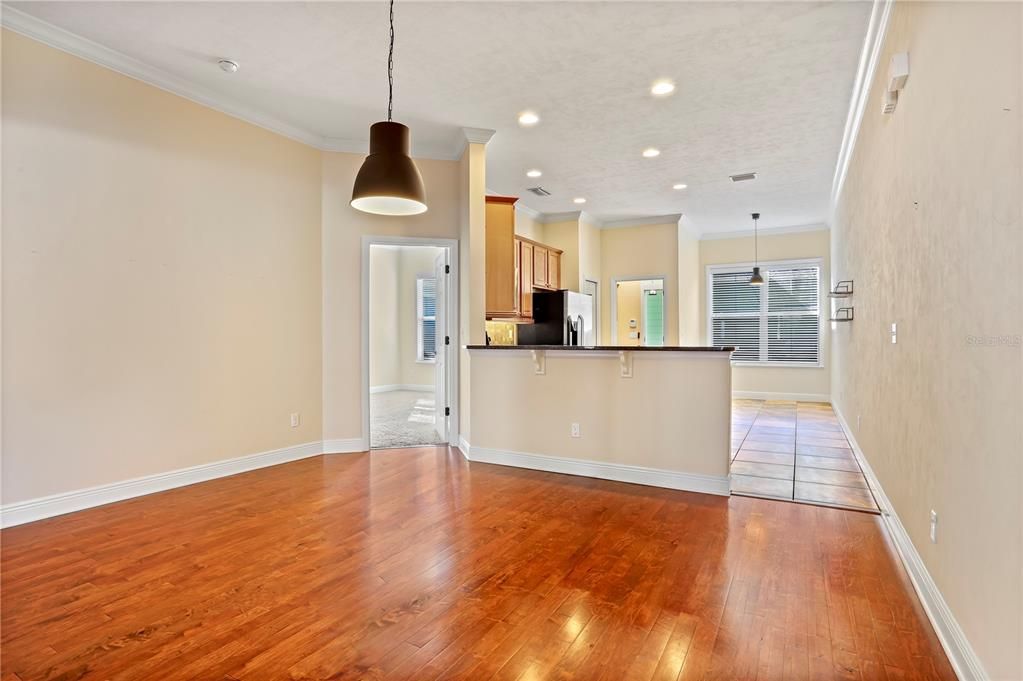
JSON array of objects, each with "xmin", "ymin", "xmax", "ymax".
[{"xmin": 485, "ymin": 321, "xmax": 517, "ymax": 346}]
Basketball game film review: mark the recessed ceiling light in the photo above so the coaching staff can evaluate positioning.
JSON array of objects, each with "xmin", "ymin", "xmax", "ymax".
[
  {"xmin": 526, "ymin": 169, "xmax": 542, "ymax": 178},
  {"xmin": 651, "ymin": 79, "xmax": 675, "ymax": 96},
  {"xmin": 573, "ymin": 197, "xmax": 586, "ymax": 204},
  {"xmin": 642, "ymin": 148, "xmax": 661, "ymax": 158},
  {"xmin": 673, "ymin": 183, "xmax": 687, "ymax": 190},
  {"xmin": 218, "ymin": 59, "xmax": 239, "ymax": 73},
  {"xmin": 518, "ymin": 111, "xmax": 540, "ymax": 127}
]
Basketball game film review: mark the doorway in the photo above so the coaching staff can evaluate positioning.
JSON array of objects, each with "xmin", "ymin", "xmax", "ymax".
[
  {"xmin": 363, "ymin": 237, "xmax": 458, "ymax": 449},
  {"xmin": 611, "ymin": 276, "xmax": 666, "ymax": 346}
]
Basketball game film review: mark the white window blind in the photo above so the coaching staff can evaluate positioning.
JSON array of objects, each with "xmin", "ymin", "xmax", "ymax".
[
  {"xmin": 708, "ymin": 261, "xmax": 820, "ymax": 366},
  {"xmin": 417, "ymin": 278, "xmax": 437, "ymax": 362}
]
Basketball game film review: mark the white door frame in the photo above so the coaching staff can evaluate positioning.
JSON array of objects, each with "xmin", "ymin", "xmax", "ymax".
[
  {"xmin": 361, "ymin": 235, "xmax": 460, "ymax": 449},
  {"xmin": 582, "ymin": 278, "xmax": 600, "ymax": 345},
  {"xmin": 610, "ymin": 274, "xmax": 668, "ymax": 345}
]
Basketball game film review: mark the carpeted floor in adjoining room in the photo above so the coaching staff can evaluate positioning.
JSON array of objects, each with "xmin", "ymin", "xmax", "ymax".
[{"xmin": 370, "ymin": 389, "xmax": 446, "ymax": 449}]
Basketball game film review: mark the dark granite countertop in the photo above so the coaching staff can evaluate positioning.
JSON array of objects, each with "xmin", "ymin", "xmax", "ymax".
[{"xmin": 466, "ymin": 345, "xmax": 735, "ymax": 352}]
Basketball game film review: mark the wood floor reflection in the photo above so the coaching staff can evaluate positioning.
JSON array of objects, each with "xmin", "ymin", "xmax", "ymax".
[{"xmin": 2, "ymin": 447, "xmax": 951, "ymax": 680}]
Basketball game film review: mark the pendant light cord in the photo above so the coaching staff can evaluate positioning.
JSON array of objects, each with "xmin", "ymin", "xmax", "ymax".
[
  {"xmin": 387, "ymin": 0, "xmax": 395, "ymax": 122},
  {"xmin": 754, "ymin": 215, "xmax": 758, "ymax": 265}
]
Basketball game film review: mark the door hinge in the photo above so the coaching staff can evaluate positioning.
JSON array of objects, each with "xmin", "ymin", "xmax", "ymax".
[
  {"xmin": 445, "ymin": 264, "xmax": 450, "ymax": 274},
  {"xmin": 444, "ymin": 407, "xmax": 450, "ymax": 416},
  {"xmin": 445, "ymin": 336, "xmax": 450, "ymax": 345}
]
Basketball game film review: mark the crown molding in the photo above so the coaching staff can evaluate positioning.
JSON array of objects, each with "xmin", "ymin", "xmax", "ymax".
[
  {"xmin": 454, "ymin": 127, "xmax": 497, "ymax": 159},
  {"xmin": 599, "ymin": 213, "xmax": 683, "ymax": 230},
  {"xmin": 0, "ymin": 6, "xmax": 468, "ymax": 161},
  {"xmin": 514, "ymin": 203, "xmax": 543, "ymax": 221},
  {"xmin": 679, "ymin": 219, "xmax": 702, "ymax": 241},
  {"xmin": 699, "ymin": 222, "xmax": 829, "ymax": 241},
  {"xmin": 537, "ymin": 211, "xmax": 583, "ymax": 224},
  {"xmin": 830, "ymin": 0, "xmax": 893, "ymax": 210},
  {"xmin": 462, "ymin": 127, "xmax": 496, "ymax": 145}
]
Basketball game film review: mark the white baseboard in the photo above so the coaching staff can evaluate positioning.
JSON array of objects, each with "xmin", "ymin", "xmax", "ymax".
[
  {"xmin": 733, "ymin": 390, "xmax": 831, "ymax": 403},
  {"xmin": 457, "ymin": 436, "xmax": 471, "ymax": 460},
  {"xmin": 833, "ymin": 407, "xmax": 986, "ymax": 681},
  {"xmin": 321, "ymin": 438, "xmax": 368, "ymax": 454},
  {"xmin": 464, "ymin": 445, "xmax": 730, "ymax": 497},
  {"xmin": 369, "ymin": 384, "xmax": 433, "ymax": 394},
  {"xmin": 0, "ymin": 441, "xmax": 325, "ymax": 529}
]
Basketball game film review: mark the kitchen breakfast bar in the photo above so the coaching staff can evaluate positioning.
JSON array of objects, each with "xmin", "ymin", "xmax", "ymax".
[{"xmin": 464, "ymin": 345, "xmax": 736, "ymax": 496}]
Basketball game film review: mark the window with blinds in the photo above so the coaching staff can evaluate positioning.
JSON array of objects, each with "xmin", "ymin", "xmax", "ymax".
[
  {"xmin": 708, "ymin": 261, "xmax": 821, "ymax": 365},
  {"xmin": 417, "ymin": 277, "xmax": 437, "ymax": 362}
]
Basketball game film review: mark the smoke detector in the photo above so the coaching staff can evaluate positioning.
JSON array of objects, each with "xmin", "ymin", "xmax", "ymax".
[{"xmin": 729, "ymin": 172, "xmax": 757, "ymax": 183}]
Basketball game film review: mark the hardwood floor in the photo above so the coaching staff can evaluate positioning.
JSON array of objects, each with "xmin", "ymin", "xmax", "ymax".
[{"xmin": 1, "ymin": 448, "xmax": 954, "ymax": 680}]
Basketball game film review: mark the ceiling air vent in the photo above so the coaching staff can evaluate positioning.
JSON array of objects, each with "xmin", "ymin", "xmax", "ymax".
[
  {"xmin": 527, "ymin": 186, "xmax": 551, "ymax": 197},
  {"xmin": 729, "ymin": 172, "xmax": 758, "ymax": 182}
]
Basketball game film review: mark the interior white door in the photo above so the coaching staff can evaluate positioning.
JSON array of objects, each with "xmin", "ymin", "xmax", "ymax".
[{"xmin": 433, "ymin": 251, "xmax": 447, "ymax": 442}]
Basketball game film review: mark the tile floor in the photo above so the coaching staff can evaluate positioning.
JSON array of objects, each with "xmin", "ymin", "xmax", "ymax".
[{"xmin": 730, "ymin": 399, "xmax": 879, "ymax": 512}]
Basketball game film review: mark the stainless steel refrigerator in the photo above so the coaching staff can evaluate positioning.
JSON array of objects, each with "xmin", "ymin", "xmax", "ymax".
[{"xmin": 517, "ymin": 290, "xmax": 596, "ymax": 346}]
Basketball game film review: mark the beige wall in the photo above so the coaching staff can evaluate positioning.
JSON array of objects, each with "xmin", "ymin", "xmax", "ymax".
[
  {"xmin": 600, "ymin": 223, "xmax": 679, "ymax": 345},
  {"xmin": 398, "ymin": 247, "xmax": 442, "ymax": 386},
  {"xmin": 542, "ymin": 220, "xmax": 580, "ymax": 293},
  {"xmin": 469, "ymin": 350, "xmax": 731, "ymax": 478},
  {"xmin": 368, "ymin": 245, "xmax": 441, "ymax": 390},
  {"xmin": 513, "ymin": 208, "xmax": 545, "ymax": 243},
  {"xmin": 677, "ymin": 223, "xmax": 701, "ymax": 345},
  {"xmin": 1, "ymin": 30, "xmax": 323, "ymax": 503},
  {"xmin": 369, "ymin": 247, "xmax": 401, "ymax": 388},
  {"xmin": 614, "ymin": 281, "xmax": 644, "ymax": 346},
  {"xmin": 831, "ymin": 2, "xmax": 1022, "ymax": 677},
  {"xmin": 699, "ymin": 229, "xmax": 831, "ymax": 398},
  {"xmin": 322, "ymin": 152, "xmax": 461, "ymax": 445},
  {"xmin": 457, "ymin": 143, "xmax": 488, "ymax": 443}
]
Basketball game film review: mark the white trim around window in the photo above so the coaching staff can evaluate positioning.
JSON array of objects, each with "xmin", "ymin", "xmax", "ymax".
[{"xmin": 705, "ymin": 257, "xmax": 823, "ymax": 368}]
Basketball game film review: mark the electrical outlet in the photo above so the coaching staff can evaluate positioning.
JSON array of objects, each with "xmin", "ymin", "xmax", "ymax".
[
  {"xmin": 570, "ymin": 423, "xmax": 581, "ymax": 438},
  {"xmin": 891, "ymin": 323, "xmax": 898, "ymax": 344},
  {"xmin": 929, "ymin": 509, "xmax": 938, "ymax": 543},
  {"xmin": 290, "ymin": 413, "xmax": 300, "ymax": 428}
]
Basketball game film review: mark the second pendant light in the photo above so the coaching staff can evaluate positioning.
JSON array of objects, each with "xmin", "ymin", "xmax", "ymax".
[{"xmin": 749, "ymin": 212, "xmax": 764, "ymax": 286}]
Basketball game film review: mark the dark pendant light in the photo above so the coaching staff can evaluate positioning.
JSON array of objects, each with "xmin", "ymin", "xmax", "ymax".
[
  {"xmin": 351, "ymin": 0, "xmax": 427, "ymax": 216},
  {"xmin": 749, "ymin": 212, "xmax": 764, "ymax": 286}
]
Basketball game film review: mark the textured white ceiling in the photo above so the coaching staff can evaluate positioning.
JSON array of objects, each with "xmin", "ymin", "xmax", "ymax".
[{"xmin": 8, "ymin": 1, "xmax": 872, "ymax": 234}]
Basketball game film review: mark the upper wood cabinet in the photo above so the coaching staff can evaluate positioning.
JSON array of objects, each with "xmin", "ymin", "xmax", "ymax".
[
  {"xmin": 485, "ymin": 195, "xmax": 563, "ymax": 319},
  {"xmin": 547, "ymin": 250, "xmax": 561, "ymax": 289},
  {"xmin": 518, "ymin": 240, "xmax": 534, "ymax": 318},
  {"xmin": 532, "ymin": 245, "xmax": 548, "ymax": 289},
  {"xmin": 484, "ymin": 196, "xmax": 519, "ymax": 318}
]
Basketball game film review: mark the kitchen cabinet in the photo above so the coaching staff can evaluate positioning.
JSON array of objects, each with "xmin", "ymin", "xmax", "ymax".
[
  {"xmin": 532, "ymin": 245, "xmax": 548, "ymax": 289},
  {"xmin": 547, "ymin": 250, "xmax": 561, "ymax": 289},
  {"xmin": 518, "ymin": 240, "xmax": 534, "ymax": 318},
  {"xmin": 485, "ymin": 195, "xmax": 562, "ymax": 319},
  {"xmin": 485, "ymin": 196, "xmax": 518, "ymax": 318}
]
